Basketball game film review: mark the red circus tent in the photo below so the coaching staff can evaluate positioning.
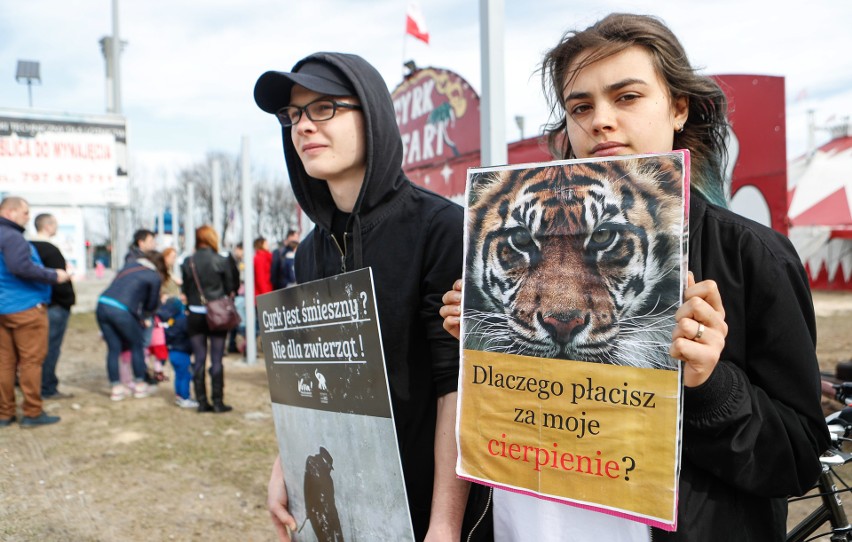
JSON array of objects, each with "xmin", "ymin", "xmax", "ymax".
[{"xmin": 788, "ymin": 135, "xmax": 852, "ymax": 290}]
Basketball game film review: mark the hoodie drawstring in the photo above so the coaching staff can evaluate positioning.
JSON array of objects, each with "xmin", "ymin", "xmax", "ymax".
[
  {"xmin": 352, "ymin": 215, "xmax": 363, "ymax": 271},
  {"xmin": 316, "ymin": 226, "xmax": 361, "ymax": 277}
]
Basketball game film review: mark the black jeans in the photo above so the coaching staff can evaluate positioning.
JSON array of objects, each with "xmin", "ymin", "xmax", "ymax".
[{"xmin": 187, "ymin": 312, "xmax": 227, "ymax": 403}]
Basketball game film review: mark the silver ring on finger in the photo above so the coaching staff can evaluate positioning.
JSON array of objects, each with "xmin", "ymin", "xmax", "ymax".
[{"xmin": 692, "ymin": 322, "xmax": 705, "ymax": 341}]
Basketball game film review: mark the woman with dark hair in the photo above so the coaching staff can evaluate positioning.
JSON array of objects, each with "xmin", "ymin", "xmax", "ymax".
[
  {"xmin": 440, "ymin": 13, "xmax": 829, "ymax": 541},
  {"xmin": 538, "ymin": 13, "xmax": 729, "ymax": 207},
  {"xmin": 97, "ymin": 250, "xmax": 166, "ymax": 401},
  {"xmin": 181, "ymin": 225, "xmax": 238, "ymax": 413}
]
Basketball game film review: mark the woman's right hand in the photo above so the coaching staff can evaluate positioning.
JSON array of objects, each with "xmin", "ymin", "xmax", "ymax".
[
  {"xmin": 268, "ymin": 455, "xmax": 297, "ymax": 541},
  {"xmin": 439, "ymin": 278, "xmax": 463, "ymax": 340}
]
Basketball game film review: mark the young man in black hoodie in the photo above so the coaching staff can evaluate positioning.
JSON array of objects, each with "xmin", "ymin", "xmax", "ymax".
[{"xmin": 254, "ymin": 53, "xmax": 473, "ymax": 541}]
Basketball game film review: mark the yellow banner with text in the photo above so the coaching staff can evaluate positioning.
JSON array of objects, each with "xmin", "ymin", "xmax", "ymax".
[{"xmin": 458, "ymin": 349, "xmax": 681, "ymax": 525}]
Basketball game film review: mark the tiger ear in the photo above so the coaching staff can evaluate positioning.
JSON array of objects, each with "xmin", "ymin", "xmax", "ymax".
[
  {"xmin": 632, "ymin": 155, "xmax": 684, "ymax": 196},
  {"xmin": 468, "ymin": 170, "xmax": 507, "ymax": 206},
  {"xmin": 655, "ymin": 153, "xmax": 684, "ymax": 182}
]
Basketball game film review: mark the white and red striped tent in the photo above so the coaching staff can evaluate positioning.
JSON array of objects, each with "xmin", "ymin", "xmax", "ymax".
[{"xmin": 788, "ymin": 135, "xmax": 852, "ymax": 290}]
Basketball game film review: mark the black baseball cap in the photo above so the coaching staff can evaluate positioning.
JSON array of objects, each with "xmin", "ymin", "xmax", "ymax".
[{"xmin": 254, "ymin": 60, "xmax": 356, "ymax": 114}]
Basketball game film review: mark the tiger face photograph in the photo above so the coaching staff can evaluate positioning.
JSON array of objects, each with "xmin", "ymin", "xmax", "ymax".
[{"xmin": 462, "ymin": 154, "xmax": 687, "ymax": 370}]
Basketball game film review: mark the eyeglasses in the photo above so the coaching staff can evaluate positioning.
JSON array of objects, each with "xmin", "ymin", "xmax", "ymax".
[{"xmin": 276, "ymin": 99, "xmax": 362, "ymax": 127}]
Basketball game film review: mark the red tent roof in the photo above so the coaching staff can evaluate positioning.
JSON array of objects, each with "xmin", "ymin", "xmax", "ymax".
[{"xmin": 789, "ymin": 136, "xmax": 852, "ymax": 227}]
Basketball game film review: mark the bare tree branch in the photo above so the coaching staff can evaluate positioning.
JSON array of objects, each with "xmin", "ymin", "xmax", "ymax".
[{"xmin": 170, "ymin": 152, "xmax": 298, "ymax": 249}]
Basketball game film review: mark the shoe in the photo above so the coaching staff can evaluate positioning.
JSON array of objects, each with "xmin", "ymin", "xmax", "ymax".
[
  {"xmin": 197, "ymin": 401, "xmax": 214, "ymax": 413},
  {"xmin": 212, "ymin": 402, "xmax": 233, "ymax": 413},
  {"xmin": 110, "ymin": 385, "xmax": 132, "ymax": 401},
  {"xmin": 131, "ymin": 382, "xmax": 156, "ymax": 399},
  {"xmin": 43, "ymin": 391, "xmax": 74, "ymax": 400},
  {"xmin": 0, "ymin": 416, "xmax": 15, "ymax": 427},
  {"xmin": 175, "ymin": 397, "xmax": 199, "ymax": 409},
  {"xmin": 20, "ymin": 412, "xmax": 61, "ymax": 427}
]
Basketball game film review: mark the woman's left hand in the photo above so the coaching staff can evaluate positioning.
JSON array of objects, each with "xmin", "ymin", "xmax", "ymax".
[{"xmin": 670, "ymin": 272, "xmax": 728, "ymax": 388}]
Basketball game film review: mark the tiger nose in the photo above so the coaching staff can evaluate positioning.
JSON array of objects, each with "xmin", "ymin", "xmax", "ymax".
[{"xmin": 541, "ymin": 311, "xmax": 589, "ymax": 343}]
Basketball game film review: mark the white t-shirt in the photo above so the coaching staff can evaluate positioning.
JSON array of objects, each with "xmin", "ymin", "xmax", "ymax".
[{"xmin": 493, "ymin": 489, "xmax": 651, "ymax": 542}]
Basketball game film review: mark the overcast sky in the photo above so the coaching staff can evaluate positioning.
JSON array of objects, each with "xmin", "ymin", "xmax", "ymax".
[{"xmin": 2, "ymin": 0, "xmax": 850, "ymax": 195}]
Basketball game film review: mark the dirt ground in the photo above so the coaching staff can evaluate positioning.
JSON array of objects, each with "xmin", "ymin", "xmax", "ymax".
[
  {"xmin": 0, "ymin": 310, "xmax": 279, "ymax": 542},
  {"xmin": 1, "ymin": 290, "xmax": 851, "ymax": 541}
]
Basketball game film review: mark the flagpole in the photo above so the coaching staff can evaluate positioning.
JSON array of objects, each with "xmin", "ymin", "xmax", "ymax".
[
  {"xmin": 402, "ymin": 33, "xmax": 408, "ymax": 79},
  {"xmin": 403, "ymin": 1, "xmax": 429, "ymax": 77},
  {"xmin": 401, "ymin": 1, "xmax": 409, "ymax": 79},
  {"xmin": 479, "ymin": 0, "xmax": 507, "ymax": 167}
]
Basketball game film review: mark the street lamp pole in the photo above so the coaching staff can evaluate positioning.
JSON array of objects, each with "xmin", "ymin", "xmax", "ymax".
[
  {"xmin": 99, "ymin": 0, "xmax": 124, "ymax": 114},
  {"xmin": 15, "ymin": 60, "xmax": 41, "ymax": 108},
  {"xmin": 111, "ymin": 0, "xmax": 122, "ymax": 114}
]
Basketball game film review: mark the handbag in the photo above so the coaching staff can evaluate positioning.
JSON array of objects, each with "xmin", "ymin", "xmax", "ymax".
[{"xmin": 190, "ymin": 257, "xmax": 241, "ymax": 332}]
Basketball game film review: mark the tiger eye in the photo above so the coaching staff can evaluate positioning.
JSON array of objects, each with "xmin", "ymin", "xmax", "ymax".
[
  {"xmin": 589, "ymin": 228, "xmax": 616, "ymax": 248},
  {"xmin": 510, "ymin": 229, "xmax": 533, "ymax": 248}
]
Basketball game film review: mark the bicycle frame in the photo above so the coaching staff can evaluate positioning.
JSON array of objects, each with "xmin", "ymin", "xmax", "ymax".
[{"xmin": 787, "ymin": 464, "xmax": 852, "ymax": 542}]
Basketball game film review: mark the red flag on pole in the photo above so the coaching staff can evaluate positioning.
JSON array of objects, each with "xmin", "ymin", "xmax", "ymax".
[{"xmin": 406, "ymin": 2, "xmax": 430, "ymax": 44}]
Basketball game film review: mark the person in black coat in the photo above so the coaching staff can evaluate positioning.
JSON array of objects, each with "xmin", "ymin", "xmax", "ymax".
[
  {"xmin": 180, "ymin": 225, "xmax": 238, "ymax": 413},
  {"xmin": 30, "ymin": 213, "xmax": 76, "ymax": 400},
  {"xmin": 256, "ymin": 51, "xmax": 472, "ymax": 541},
  {"xmin": 439, "ymin": 13, "xmax": 830, "ymax": 541}
]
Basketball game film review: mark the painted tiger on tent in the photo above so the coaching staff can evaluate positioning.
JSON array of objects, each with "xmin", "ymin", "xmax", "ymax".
[{"xmin": 463, "ymin": 155, "xmax": 686, "ymax": 370}]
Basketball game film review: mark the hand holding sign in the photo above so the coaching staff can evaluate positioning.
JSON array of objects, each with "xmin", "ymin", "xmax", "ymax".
[{"xmin": 670, "ymin": 272, "xmax": 729, "ymax": 388}]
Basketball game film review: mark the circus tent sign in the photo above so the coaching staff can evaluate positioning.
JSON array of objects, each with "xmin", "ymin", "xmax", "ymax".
[{"xmin": 788, "ymin": 135, "xmax": 852, "ymax": 290}]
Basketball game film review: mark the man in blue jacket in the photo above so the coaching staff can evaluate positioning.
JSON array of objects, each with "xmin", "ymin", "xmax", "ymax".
[{"xmin": 0, "ymin": 196, "xmax": 69, "ymax": 427}]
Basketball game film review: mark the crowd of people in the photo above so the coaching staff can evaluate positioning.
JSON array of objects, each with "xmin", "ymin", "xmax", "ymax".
[
  {"xmin": 1, "ymin": 200, "xmax": 300, "ymax": 419},
  {"xmin": 97, "ymin": 226, "xmax": 300, "ymax": 412}
]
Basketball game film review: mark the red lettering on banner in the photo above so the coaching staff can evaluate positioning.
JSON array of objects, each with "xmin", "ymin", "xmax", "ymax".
[
  {"xmin": 23, "ymin": 172, "xmax": 49, "ymax": 182},
  {"xmin": 16, "ymin": 171, "xmax": 114, "ymax": 185},
  {"xmin": 88, "ymin": 173, "xmax": 113, "ymax": 184},
  {"xmin": 51, "ymin": 141, "xmax": 112, "ymax": 160},
  {"xmin": 35, "ymin": 141, "xmax": 49, "ymax": 157},
  {"xmin": 0, "ymin": 138, "xmax": 33, "ymax": 157}
]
